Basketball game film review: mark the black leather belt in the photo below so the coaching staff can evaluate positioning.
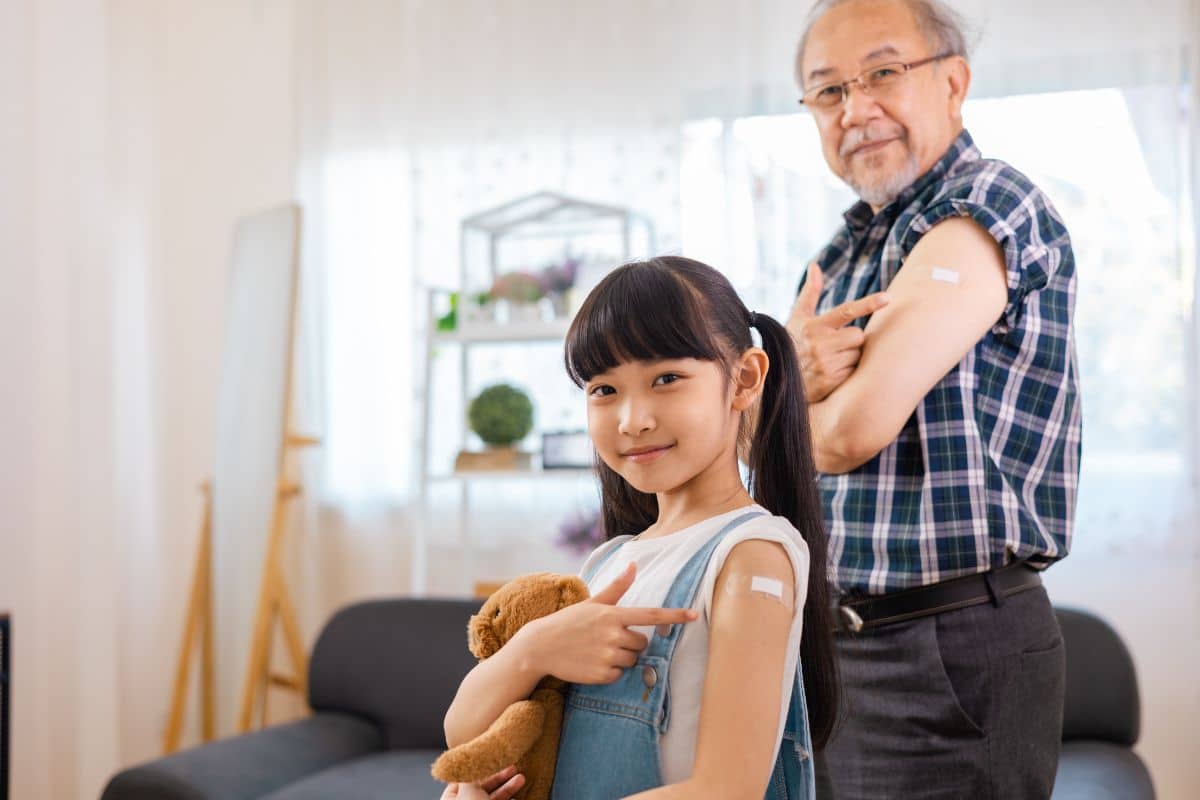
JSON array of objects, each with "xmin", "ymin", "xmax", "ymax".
[{"xmin": 833, "ymin": 562, "xmax": 1042, "ymax": 634}]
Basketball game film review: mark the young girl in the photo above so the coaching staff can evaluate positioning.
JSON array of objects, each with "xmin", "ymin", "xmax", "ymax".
[{"xmin": 443, "ymin": 256, "xmax": 838, "ymax": 800}]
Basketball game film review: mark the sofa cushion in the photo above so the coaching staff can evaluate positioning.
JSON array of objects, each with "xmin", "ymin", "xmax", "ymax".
[
  {"xmin": 1051, "ymin": 741, "xmax": 1155, "ymax": 800},
  {"xmin": 1055, "ymin": 608, "xmax": 1141, "ymax": 745},
  {"xmin": 101, "ymin": 713, "xmax": 383, "ymax": 800},
  {"xmin": 260, "ymin": 749, "xmax": 445, "ymax": 800},
  {"xmin": 309, "ymin": 598, "xmax": 479, "ymax": 750}
]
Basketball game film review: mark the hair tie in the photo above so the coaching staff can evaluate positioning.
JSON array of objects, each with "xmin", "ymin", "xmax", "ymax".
[{"xmin": 748, "ymin": 311, "xmax": 759, "ymax": 328}]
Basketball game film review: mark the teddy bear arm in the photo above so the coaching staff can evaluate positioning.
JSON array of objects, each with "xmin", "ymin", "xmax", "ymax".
[
  {"xmin": 514, "ymin": 688, "xmax": 568, "ymax": 800},
  {"xmin": 431, "ymin": 699, "xmax": 546, "ymax": 785}
]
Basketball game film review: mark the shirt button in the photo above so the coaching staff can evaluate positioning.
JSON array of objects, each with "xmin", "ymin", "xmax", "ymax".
[
  {"xmin": 642, "ymin": 665, "xmax": 658, "ymax": 689},
  {"xmin": 656, "ymin": 623, "xmax": 672, "ymax": 637}
]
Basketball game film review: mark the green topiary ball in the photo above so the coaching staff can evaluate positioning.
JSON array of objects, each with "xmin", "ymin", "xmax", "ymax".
[{"xmin": 468, "ymin": 383, "xmax": 534, "ymax": 447}]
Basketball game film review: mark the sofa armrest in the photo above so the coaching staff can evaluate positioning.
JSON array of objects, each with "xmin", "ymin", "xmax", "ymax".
[{"xmin": 101, "ymin": 712, "xmax": 382, "ymax": 800}]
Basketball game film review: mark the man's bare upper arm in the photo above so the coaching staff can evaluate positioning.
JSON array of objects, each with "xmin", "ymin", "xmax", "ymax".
[{"xmin": 817, "ymin": 216, "xmax": 1008, "ymax": 470}]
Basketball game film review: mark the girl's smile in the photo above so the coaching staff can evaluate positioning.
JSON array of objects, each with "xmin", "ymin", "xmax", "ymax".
[
  {"xmin": 621, "ymin": 443, "xmax": 675, "ymax": 463},
  {"xmin": 585, "ymin": 357, "xmax": 745, "ymax": 505}
]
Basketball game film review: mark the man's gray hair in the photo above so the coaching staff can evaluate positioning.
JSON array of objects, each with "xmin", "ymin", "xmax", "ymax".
[{"xmin": 795, "ymin": 0, "xmax": 970, "ymax": 85}]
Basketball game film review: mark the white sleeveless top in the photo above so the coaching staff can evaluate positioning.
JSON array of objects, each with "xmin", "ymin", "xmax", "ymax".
[{"xmin": 577, "ymin": 504, "xmax": 810, "ymax": 784}]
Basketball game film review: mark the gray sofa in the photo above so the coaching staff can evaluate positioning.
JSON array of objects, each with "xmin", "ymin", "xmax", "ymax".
[
  {"xmin": 102, "ymin": 601, "xmax": 1154, "ymax": 799},
  {"xmin": 102, "ymin": 598, "xmax": 479, "ymax": 800},
  {"xmin": 1051, "ymin": 607, "xmax": 1155, "ymax": 799}
]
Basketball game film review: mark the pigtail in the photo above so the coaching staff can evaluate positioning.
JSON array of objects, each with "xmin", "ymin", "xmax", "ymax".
[{"xmin": 748, "ymin": 311, "xmax": 840, "ymax": 750}]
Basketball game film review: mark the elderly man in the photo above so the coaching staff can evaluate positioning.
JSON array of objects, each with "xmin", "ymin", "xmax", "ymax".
[{"xmin": 789, "ymin": 0, "xmax": 1080, "ymax": 797}]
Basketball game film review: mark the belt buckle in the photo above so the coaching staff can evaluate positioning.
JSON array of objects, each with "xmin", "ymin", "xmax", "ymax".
[{"xmin": 839, "ymin": 604, "xmax": 864, "ymax": 633}]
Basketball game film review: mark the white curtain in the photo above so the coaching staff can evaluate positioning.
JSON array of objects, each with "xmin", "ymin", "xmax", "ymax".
[{"xmin": 1, "ymin": 2, "xmax": 122, "ymax": 797}]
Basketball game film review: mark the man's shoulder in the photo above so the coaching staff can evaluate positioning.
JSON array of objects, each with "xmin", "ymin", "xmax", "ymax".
[
  {"xmin": 932, "ymin": 155, "xmax": 1051, "ymax": 222},
  {"xmin": 900, "ymin": 154, "xmax": 1071, "ymax": 255}
]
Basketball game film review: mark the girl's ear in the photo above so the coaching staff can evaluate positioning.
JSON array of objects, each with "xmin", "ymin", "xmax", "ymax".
[{"xmin": 731, "ymin": 347, "xmax": 769, "ymax": 411}]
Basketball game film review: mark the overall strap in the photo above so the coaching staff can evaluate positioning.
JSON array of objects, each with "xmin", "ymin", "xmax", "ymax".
[
  {"xmin": 645, "ymin": 510, "xmax": 767, "ymax": 661},
  {"xmin": 580, "ymin": 535, "xmax": 635, "ymax": 584}
]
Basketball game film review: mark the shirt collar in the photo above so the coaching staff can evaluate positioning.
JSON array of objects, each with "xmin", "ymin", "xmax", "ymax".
[{"xmin": 841, "ymin": 129, "xmax": 979, "ymax": 235}]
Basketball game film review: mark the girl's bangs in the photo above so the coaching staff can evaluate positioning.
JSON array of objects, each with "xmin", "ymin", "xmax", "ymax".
[{"xmin": 564, "ymin": 262, "xmax": 722, "ymax": 386}]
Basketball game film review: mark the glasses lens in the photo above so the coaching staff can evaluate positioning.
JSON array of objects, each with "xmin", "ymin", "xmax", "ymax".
[
  {"xmin": 807, "ymin": 85, "xmax": 845, "ymax": 109},
  {"xmin": 862, "ymin": 64, "xmax": 905, "ymax": 91}
]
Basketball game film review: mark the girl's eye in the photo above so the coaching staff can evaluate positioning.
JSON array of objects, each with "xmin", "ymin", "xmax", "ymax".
[
  {"xmin": 654, "ymin": 373, "xmax": 681, "ymax": 386},
  {"xmin": 588, "ymin": 384, "xmax": 615, "ymax": 397}
]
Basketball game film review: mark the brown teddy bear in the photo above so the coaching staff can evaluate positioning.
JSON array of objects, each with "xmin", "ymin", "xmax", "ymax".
[{"xmin": 432, "ymin": 572, "xmax": 590, "ymax": 800}]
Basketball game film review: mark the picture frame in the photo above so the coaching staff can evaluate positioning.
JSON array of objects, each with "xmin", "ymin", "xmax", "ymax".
[{"xmin": 541, "ymin": 430, "xmax": 593, "ymax": 470}]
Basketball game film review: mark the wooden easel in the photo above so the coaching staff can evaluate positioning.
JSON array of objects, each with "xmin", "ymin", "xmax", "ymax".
[
  {"xmin": 164, "ymin": 483, "xmax": 216, "ymax": 753},
  {"xmin": 236, "ymin": 433, "xmax": 319, "ymax": 733},
  {"xmin": 163, "ymin": 433, "xmax": 320, "ymax": 752}
]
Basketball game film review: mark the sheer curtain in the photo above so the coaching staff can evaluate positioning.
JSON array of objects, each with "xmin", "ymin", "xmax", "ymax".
[
  {"xmin": 290, "ymin": 1, "xmax": 740, "ymax": 607},
  {"xmin": 293, "ymin": 0, "xmax": 1197, "ymax": 566}
]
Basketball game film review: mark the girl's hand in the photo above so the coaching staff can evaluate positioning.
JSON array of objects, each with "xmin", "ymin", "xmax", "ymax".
[
  {"xmin": 439, "ymin": 766, "xmax": 525, "ymax": 800},
  {"xmin": 514, "ymin": 563, "xmax": 698, "ymax": 684}
]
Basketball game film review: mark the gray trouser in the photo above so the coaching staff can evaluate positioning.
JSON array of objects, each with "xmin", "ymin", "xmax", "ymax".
[{"xmin": 815, "ymin": 584, "xmax": 1065, "ymax": 799}]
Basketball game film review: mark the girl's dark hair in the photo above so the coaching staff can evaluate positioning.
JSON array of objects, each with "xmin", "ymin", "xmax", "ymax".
[{"xmin": 563, "ymin": 255, "xmax": 840, "ymax": 749}]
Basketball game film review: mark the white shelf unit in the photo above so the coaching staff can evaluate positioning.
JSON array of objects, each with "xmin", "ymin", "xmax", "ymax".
[
  {"xmin": 415, "ymin": 294, "xmax": 597, "ymax": 596},
  {"xmin": 413, "ymin": 192, "xmax": 655, "ymax": 595}
]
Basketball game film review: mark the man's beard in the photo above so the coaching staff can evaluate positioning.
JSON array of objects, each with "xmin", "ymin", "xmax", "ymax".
[{"xmin": 839, "ymin": 128, "xmax": 920, "ymax": 208}]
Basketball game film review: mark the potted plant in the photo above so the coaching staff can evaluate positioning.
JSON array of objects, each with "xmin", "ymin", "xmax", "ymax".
[
  {"xmin": 490, "ymin": 271, "xmax": 546, "ymax": 322},
  {"xmin": 456, "ymin": 383, "xmax": 535, "ymax": 471}
]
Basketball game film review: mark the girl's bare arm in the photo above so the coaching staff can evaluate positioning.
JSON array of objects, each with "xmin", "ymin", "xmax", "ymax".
[{"xmin": 624, "ymin": 540, "xmax": 798, "ymax": 799}]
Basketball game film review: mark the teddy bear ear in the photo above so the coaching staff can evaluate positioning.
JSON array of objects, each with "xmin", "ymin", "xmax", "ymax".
[
  {"xmin": 556, "ymin": 575, "xmax": 589, "ymax": 608},
  {"xmin": 468, "ymin": 613, "xmax": 501, "ymax": 659}
]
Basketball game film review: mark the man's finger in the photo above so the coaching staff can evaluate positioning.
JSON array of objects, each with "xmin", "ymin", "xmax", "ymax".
[
  {"xmin": 792, "ymin": 262, "xmax": 824, "ymax": 319},
  {"xmin": 590, "ymin": 562, "xmax": 636, "ymax": 605},
  {"xmin": 827, "ymin": 325, "xmax": 867, "ymax": 352},
  {"xmin": 618, "ymin": 606, "xmax": 699, "ymax": 626},
  {"xmin": 823, "ymin": 348, "xmax": 863, "ymax": 373},
  {"xmin": 818, "ymin": 291, "xmax": 890, "ymax": 328}
]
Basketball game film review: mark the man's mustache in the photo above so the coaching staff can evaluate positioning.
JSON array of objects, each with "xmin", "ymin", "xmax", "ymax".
[{"xmin": 840, "ymin": 127, "xmax": 906, "ymax": 158}]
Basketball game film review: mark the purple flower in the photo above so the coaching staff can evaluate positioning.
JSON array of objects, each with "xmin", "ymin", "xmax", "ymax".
[
  {"xmin": 537, "ymin": 257, "xmax": 581, "ymax": 294},
  {"xmin": 555, "ymin": 507, "xmax": 604, "ymax": 555}
]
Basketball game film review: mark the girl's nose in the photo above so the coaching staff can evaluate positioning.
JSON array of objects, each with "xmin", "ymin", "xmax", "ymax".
[{"xmin": 617, "ymin": 399, "xmax": 656, "ymax": 437}]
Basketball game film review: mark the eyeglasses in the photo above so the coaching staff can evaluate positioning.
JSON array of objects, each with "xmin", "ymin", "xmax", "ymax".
[{"xmin": 798, "ymin": 54, "xmax": 952, "ymax": 111}]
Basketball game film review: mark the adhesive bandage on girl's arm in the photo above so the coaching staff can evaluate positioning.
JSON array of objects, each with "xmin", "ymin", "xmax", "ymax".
[{"xmin": 721, "ymin": 572, "xmax": 795, "ymax": 610}]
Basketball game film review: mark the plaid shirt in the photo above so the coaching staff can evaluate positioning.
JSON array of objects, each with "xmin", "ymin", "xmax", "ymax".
[{"xmin": 807, "ymin": 129, "xmax": 1081, "ymax": 596}]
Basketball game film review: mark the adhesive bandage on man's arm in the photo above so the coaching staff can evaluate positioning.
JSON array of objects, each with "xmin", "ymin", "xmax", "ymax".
[
  {"xmin": 930, "ymin": 266, "xmax": 961, "ymax": 284},
  {"xmin": 721, "ymin": 571, "xmax": 796, "ymax": 611}
]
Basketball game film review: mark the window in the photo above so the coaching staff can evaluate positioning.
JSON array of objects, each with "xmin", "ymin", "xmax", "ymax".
[{"xmin": 681, "ymin": 87, "xmax": 1196, "ymax": 548}]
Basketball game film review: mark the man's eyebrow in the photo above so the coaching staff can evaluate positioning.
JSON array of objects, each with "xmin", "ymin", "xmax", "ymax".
[
  {"xmin": 862, "ymin": 45, "xmax": 901, "ymax": 62},
  {"xmin": 806, "ymin": 45, "xmax": 902, "ymax": 84}
]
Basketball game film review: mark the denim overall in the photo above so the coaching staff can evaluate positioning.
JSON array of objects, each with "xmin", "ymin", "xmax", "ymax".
[{"xmin": 550, "ymin": 511, "xmax": 816, "ymax": 800}]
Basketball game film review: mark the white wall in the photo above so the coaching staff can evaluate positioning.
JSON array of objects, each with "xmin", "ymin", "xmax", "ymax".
[{"xmin": 116, "ymin": 0, "xmax": 301, "ymax": 748}]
